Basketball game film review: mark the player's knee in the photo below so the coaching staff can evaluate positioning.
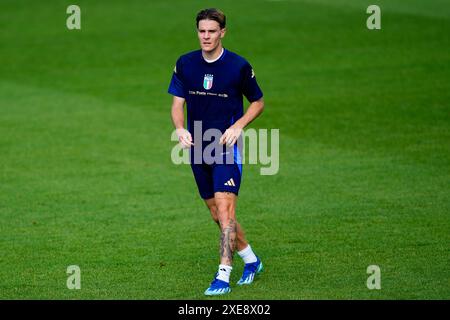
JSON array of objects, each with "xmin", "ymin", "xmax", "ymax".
[
  {"xmin": 216, "ymin": 205, "xmax": 235, "ymax": 228},
  {"xmin": 216, "ymin": 203, "xmax": 232, "ymax": 216}
]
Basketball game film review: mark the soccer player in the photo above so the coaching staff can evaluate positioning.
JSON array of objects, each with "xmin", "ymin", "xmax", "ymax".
[{"xmin": 168, "ymin": 8, "xmax": 265, "ymax": 296}]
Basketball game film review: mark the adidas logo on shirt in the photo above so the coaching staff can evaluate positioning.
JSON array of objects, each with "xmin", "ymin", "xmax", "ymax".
[{"xmin": 224, "ymin": 178, "xmax": 235, "ymax": 187}]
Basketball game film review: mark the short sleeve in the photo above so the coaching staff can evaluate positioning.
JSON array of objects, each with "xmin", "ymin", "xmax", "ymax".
[
  {"xmin": 241, "ymin": 62, "xmax": 263, "ymax": 102},
  {"xmin": 168, "ymin": 58, "xmax": 185, "ymax": 98}
]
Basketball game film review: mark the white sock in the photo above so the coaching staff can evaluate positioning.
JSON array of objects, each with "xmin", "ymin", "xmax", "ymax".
[
  {"xmin": 216, "ymin": 264, "xmax": 232, "ymax": 283},
  {"xmin": 238, "ymin": 244, "xmax": 258, "ymax": 264}
]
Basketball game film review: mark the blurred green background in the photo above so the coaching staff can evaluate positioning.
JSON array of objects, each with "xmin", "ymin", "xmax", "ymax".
[{"xmin": 0, "ymin": 0, "xmax": 449, "ymax": 299}]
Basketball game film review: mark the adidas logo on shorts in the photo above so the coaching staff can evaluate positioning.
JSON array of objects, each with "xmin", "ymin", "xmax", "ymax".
[{"xmin": 224, "ymin": 178, "xmax": 235, "ymax": 187}]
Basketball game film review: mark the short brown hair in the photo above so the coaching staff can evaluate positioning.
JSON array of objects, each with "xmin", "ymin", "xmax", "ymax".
[{"xmin": 196, "ymin": 8, "xmax": 226, "ymax": 29}]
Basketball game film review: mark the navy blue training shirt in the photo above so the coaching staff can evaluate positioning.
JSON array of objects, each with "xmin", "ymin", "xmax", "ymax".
[{"xmin": 168, "ymin": 49, "xmax": 263, "ymax": 138}]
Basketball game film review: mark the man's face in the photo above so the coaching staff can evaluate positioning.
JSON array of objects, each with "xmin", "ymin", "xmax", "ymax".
[{"xmin": 197, "ymin": 19, "xmax": 225, "ymax": 53}]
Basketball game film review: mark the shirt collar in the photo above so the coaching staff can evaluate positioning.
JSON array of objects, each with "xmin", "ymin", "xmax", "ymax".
[{"xmin": 203, "ymin": 48, "xmax": 225, "ymax": 63}]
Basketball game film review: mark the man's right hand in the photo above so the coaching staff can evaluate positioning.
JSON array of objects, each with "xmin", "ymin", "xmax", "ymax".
[{"xmin": 176, "ymin": 128, "xmax": 194, "ymax": 148}]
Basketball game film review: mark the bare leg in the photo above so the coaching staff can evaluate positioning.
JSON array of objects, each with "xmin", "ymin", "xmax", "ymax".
[
  {"xmin": 204, "ymin": 197, "xmax": 248, "ymax": 252},
  {"xmin": 215, "ymin": 192, "xmax": 237, "ymax": 265}
]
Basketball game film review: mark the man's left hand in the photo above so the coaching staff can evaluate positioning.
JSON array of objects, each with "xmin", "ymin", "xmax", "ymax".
[{"xmin": 219, "ymin": 125, "xmax": 243, "ymax": 147}]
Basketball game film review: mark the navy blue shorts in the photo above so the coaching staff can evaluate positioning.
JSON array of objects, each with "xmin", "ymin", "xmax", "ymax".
[{"xmin": 191, "ymin": 163, "xmax": 242, "ymax": 199}]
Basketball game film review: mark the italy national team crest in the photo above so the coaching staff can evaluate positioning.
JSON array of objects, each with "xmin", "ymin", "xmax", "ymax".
[{"xmin": 203, "ymin": 74, "xmax": 214, "ymax": 90}]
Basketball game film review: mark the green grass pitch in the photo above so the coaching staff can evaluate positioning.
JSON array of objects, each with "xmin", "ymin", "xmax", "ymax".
[{"xmin": 0, "ymin": 0, "xmax": 449, "ymax": 299}]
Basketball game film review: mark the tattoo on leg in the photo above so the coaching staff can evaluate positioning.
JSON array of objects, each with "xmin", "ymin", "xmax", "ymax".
[{"xmin": 220, "ymin": 219, "xmax": 237, "ymax": 265}]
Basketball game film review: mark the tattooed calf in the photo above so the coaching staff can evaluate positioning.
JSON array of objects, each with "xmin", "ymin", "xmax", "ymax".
[{"xmin": 219, "ymin": 219, "xmax": 237, "ymax": 265}]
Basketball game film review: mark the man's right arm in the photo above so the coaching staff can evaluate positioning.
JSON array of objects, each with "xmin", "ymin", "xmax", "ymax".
[{"xmin": 171, "ymin": 96, "xmax": 193, "ymax": 148}]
